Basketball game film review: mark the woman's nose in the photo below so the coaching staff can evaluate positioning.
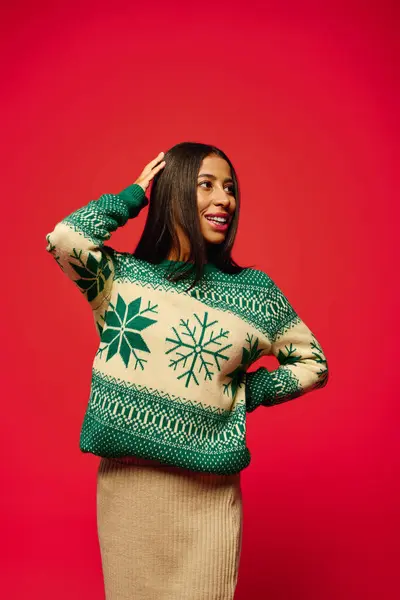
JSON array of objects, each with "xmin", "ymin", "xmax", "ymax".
[{"xmin": 213, "ymin": 191, "xmax": 231, "ymax": 206}]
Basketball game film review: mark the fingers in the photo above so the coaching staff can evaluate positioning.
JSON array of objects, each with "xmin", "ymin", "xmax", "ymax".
[
  {"xmin": 150, "ymin": 153, "xmax": 166, "ymax": 175},
  {"xmin": 150, "ymin": 151, "xmax": 164, "ymax": 167},
  {"xmin": 136, "ymin": 152, "xmax": 166, "ymax": 190},
  {"xmin": 144, "ymin": 152, "xmax": 165, "ymax": 176},
  {"xmin": 147, "ymin": 159, "xmax": 165, "ymax": 183}
]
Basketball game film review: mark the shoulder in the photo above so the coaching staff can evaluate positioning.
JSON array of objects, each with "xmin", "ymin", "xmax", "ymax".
[
  {"xmin": 236, "ymin": 265, "xmax": 277, "ymax": 291},
  {"xmin": 102, "ymin": 247, "xmax": 160, "ymax": 283},
  {"xmin": 239, "ymin": 266, "xmax": 296, "ymax": 311},
  {"xmin": 102, "ymin": 246, "xmax": 140, "ymax": 264},
  {"xmin": 101, "ymin": 245, "xmax": 144, "ymax": 272}
]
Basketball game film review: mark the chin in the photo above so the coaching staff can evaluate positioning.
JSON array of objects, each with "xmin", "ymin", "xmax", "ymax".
[{"xmin": 204, "ymin": 234, "xmax": 226, "ymax": 244}]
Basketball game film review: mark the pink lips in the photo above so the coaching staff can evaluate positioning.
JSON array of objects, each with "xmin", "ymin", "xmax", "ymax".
[
  {"xmin": 205, "ymin": 212, "xmax": 230, "ymax": 220},
  {"xmin": 204, "ymin": 214, "xmax": 229, "ymax": 231}
]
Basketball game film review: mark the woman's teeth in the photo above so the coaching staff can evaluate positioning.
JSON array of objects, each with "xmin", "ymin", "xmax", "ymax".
[
  {"xmin": 206, "ymin": 216, "xmax": 227, "ymax": 223},
  {"xmin": 204, "ymin": 215, "xmax": 229, "ymax": 231}
]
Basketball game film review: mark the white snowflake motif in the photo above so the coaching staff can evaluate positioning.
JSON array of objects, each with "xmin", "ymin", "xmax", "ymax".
[{"xmin": 165, "ymin": 311, "xmax": 232, "ymax": 388}]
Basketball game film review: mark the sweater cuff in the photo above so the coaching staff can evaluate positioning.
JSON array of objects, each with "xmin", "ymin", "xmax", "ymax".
[
  {"xmin": 245, "ymin": 368, "xmax": 277, "ymax": 411},
  {"xmin": 118, "ymin": 183, "xmax": 149, "ymax": 218}
]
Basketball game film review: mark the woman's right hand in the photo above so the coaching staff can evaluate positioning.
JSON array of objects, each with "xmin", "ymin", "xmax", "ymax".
[{"xmin": 134, "ymin": 151, "xmax": 166, "ymax": 193}]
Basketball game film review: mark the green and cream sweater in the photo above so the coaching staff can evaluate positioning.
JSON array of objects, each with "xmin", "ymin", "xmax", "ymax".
[{"xmin": 45, "ymin": 183, "xmax": 329, "ymax": 475}]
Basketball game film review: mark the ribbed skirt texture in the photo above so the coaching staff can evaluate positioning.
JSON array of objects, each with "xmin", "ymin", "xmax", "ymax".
[{"xmin": 96, "ymin": 456, "xmax": 243, "ymax": 600}]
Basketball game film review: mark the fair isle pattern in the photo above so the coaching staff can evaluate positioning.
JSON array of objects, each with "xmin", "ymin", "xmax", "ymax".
[
  {"xmin": 245, "ymin": 320, "xmax": 330, "ymax": 411},
  {"xmin": 46, "ymin": 182, "xmax": 329, "ymax": 474},
  {"xmin": 45, "ymin": 225, "xmax": 115, "ymax": 311},
  {"xmin": 45, "ymin": 233, "xmax": 65, "ymax": 271},
  {"xmin": 273, "ymin": 330, "xmax": 329, "ymax": 395},
  {"xmin": 96, "ymin": 293, "xmax": 158, "ymax": 369},
  {"xmin": 45, "ymin": 184, "xmax": 147, "ymax": 309},
  {"xmin": 223, "ymin": 333, "xmax": 264, "ymax": 398},
  {"xmin": 166, "ymin": 311, "xmax": 233, "ymax": 387},
  {"xmin": 67, "ymin": 248, "xmax": 112, "ymax": 303},
  {"xmin": 79, "ymin": 368, "xmax": 250, "ymax": 475},
  {"xmin": 310, "ymin": 332, "xmax": 329, "ymax": 388},
  {"xmin": 44, "ymin": 184, "xmax": 146, "ymax": 311},
  {"xmin": 245, "ymin": 366, "xmax": 304, "ymax": 411},
  {"xmin": 112, "ymin": 251, "xmax": 299, "ymax": 343},
  {"xmin": 95, "ymin": 311, "xmax": 106, "ymax": 338},
  {"xmin": 60, "ymin": 192, "xmax": 138, "ymax": 246},
  {"xmin": 190, "ymin": 278, "xmax": 300, "ymax": 344}
]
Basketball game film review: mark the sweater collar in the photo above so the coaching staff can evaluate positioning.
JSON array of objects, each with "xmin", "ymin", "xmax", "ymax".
[{"xmin": 157, "ymin": 258, "xmax": 218, "ymax": 271}]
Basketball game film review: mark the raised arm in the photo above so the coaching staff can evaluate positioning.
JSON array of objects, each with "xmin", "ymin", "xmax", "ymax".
[
  {"xmin": 45, "ymin": 183, "xmax": 148, "ymax": 311},
  {"xmin": 45, "ymin": 151, "xmax": 166, "ymax": 312},
  {"xmin": 245, "ymin": 274, "xmax": 329, "ymax": 412}
]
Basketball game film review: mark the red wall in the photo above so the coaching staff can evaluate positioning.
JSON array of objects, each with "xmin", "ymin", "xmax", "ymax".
[{"xmin": 2, "ymin": 1, "xmax": 397, "ymax": 598}]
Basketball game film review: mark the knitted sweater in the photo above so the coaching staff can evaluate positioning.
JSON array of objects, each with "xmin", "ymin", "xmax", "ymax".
[{"xmin": 45, "ymin": 183, "xmax": 329, "ymax": 475}]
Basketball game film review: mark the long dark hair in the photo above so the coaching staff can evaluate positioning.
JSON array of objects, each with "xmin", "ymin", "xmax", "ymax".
[{"xmin": 133, "ymin": 141, "xmax": 253, "ymax": 291}]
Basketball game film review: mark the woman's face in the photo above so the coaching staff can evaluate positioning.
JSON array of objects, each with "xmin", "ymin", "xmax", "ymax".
[{"xmin": 197, "ymin": 154, "xmax": 236, "ymax": 244}]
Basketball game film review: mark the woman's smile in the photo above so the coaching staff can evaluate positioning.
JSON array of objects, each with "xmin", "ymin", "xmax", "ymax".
[{"xmin": 203, "ymin": 213, "xmax": 230, "ymax": 232}]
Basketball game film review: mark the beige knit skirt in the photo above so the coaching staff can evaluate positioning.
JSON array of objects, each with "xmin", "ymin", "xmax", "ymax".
[{"xmin": 96, "ymin": 456, "xmax": 243, "ymax": 600}]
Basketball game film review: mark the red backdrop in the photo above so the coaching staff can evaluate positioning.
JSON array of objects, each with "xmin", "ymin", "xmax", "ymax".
[{"xmin": 2, "ymin": 1, "xmax": 397, "ymax": 598}]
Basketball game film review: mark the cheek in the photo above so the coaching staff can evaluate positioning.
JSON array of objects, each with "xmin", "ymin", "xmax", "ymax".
[{"xmin": 197, "ymin": 192, "xmax": 210, "ymax": 214}]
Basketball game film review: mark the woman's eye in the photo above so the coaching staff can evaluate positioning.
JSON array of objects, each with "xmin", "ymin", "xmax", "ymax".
[{"xmin": 199, "ymin": 181, "xmax": 234, "ymax": 194}]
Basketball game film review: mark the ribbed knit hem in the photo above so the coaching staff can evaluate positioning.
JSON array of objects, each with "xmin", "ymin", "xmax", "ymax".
[
  {"xmin": 80, "ymin": 411, "xmax": 252, "ymax": 475},
  {"xmin": 245, "ymin": 367, "xmax": 276, "ymax": 411},
  {"xmin": 117, "ymin": 183, "xmax": 149, "ymax": 217}
]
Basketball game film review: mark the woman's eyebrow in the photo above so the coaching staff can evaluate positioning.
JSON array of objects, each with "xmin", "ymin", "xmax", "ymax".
[{"xmin": 198, "ymin": 173, "xmax": 233, "ymax": 182}]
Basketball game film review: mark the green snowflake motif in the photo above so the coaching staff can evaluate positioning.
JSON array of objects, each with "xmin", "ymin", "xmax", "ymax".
[
  {"xmin": 68, "ymin": 248, "xmax": 112, "ymax": 303},
  {"xmin": 165, "ymin": 311, "xmax": 232, "ymax": 388},
  {"xmin": 273, "ymin": 335, "xmax": 328, "ymax": 392},
  {"xmin": 95, "ymin": 312, "xmax": 105, "ymax": 338},
  {"xmin": 223, "ymin": 333, "xmax": 263, "ymax": 398},
  {"xmin": 45, "ymin": 233, "xmax": 65, "ymax": 271},
  {"xmin": 310, "ymin": 333, "xmax": 329, "ymax": 388},
  {"xmin": 96, "ymin": 294, "xmax": 158, "ymax": 369},
  {"xmin": 277, "ymin": 343, "xmax": 302, "ymax": 365}
]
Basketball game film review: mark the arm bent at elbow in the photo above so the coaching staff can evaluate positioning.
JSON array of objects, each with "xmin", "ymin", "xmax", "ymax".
[
  {"xmin": 245, "ymin": 273, "xmax": 329, "ymax": 412},
  {"xmin": 45, "ymin": 183, "xmax": 147, "ymax": 311}
]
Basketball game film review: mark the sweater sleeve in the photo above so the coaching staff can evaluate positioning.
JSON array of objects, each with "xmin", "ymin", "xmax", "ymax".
[
  {"xmin": 45, "ymin": 183, "xmax": 148, "ymax": 311},
  {"xmin": 245, "ymin": 274, "xmax": 329, "ymax": 412}
]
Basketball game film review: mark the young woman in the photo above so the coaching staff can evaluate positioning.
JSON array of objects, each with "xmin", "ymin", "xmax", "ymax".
[{"xmin": 46, "ymin": 142, "xmax": 329, "ymax": 599}]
